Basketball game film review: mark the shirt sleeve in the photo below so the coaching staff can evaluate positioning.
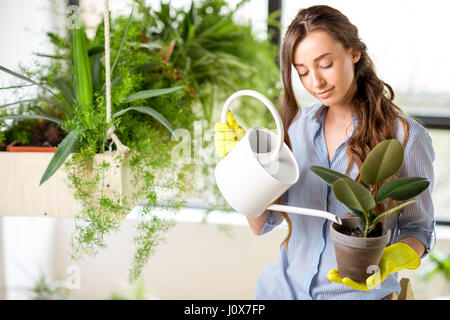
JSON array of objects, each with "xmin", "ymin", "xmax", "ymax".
[
  {"xmin": 259, "ymin": 190, "xmax": 289, "ymax": 236},
  {"xmin": 396, "ymin": 129, "xmax": 436, "ymax": 257}
]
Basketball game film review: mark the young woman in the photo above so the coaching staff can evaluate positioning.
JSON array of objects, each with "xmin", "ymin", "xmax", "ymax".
[{"xmin": 214, "ymin": 5, "xmax": 435, "ymax": 300}]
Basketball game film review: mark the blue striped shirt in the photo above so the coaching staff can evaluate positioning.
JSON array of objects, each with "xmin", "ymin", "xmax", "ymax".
[{"xmin": 254, "ymin": 103, "xmax": 435, "ymax": 300}]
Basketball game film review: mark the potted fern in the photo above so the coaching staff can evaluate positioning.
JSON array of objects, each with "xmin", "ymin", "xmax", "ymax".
[
  {"xmin": 310, "ymin": 139, "xmax": 430, "ymax": 283},
  {"xmin": 0, "ymin": 4, "xmax": 193, "ymax": 281}
]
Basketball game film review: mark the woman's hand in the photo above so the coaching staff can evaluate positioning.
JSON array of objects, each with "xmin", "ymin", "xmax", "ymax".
[
  {"xmin": 214, "ymin": 110, "xmax": 245, "ymax": 157},
  {"xmin": 327, "ymin": 242, "xmax": 420, "ymax": 291}
]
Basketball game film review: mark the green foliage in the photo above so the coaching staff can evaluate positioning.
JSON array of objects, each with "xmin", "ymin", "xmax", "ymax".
[
  {"xmin": 424, "ymin": 252, "xmax": 450, "ymax": 282},
  {"xmin": 311, "ymin": 139, "xmax": 430, "ymax": 237},
  {"xmin": 359, "ymin": 139, "xmax": 404, "ymax": 185},
  {"xmin": 375, "ymin": 177, "xmax": 430, "ymax": 202},
  {"xmin": 333, "ymin": 178, "xmax": 376, "ymax": 216},
  {"xmin": 1, "ymin": 0, "xmax": 282, "ymax": 282},
  {"xmin": 136, "ymin": 0, "xmax": 281, "ymax": 128},
  {"xmin": 73, "ymin": 26, "xmax": 93, "ymax": 110},
  {"xmin": 29, "ymin": 274, "xmax": 71, "ymax": 300},
  {"xmin": 310, "ymin": 166, "xmax": 349, "ymax": 187}
]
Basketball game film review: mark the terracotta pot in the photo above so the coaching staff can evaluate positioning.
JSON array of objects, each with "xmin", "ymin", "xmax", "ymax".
[
  {"xmin": 6, "ymin": 140, "xmax": 56, "ymax": 153},
  {"xmin": 330, "ymin": 217, "xmax": 391, "ymax": 283}
]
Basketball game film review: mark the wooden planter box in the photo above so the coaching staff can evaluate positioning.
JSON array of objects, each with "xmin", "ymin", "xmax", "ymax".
[{"xmin": 0, "ymin": 151, "xmax": 137, "ymax": 218}]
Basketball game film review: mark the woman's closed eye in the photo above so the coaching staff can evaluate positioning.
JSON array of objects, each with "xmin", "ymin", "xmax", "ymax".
[
  {"xmin": 298, "ymin": 62, "xmax": 333, "ymax": 77},
  {"xmin": 321, "ymin": 62, "xmax": 333, "ymax": 69}
]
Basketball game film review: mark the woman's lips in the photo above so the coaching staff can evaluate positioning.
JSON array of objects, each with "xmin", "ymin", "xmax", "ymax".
[{"xmin": 316, "ymin": 87, "xmax": 334, "ymax": 99}]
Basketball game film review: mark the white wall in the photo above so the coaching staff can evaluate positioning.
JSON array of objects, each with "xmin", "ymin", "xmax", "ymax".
[
  {"xmin": 50, "ymin": 213, "xmax": 285, "ymax": 300},
  {"xmin": 0, "ymin": 0, "xmax": 66, "ymax": 300}
]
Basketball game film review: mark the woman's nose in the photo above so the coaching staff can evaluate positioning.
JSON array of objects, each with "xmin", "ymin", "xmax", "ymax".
[{"xmin": 311, "ymin": 70, "xmax": 325, "ymax": 89}]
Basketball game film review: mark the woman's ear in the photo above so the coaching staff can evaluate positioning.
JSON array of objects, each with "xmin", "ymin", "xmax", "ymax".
[{"xmin": 351, "ymin": 49, "xmax": 361, "ymax": 64}]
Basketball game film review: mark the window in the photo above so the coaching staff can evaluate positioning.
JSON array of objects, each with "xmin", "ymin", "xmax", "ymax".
[{"xmin": 282, "ymin": 0, "xmax": 450, "ymax": 222}]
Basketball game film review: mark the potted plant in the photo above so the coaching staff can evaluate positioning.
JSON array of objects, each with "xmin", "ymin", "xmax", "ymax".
[
  {"xmin": 0, "ymin": 0, "xmax": 281, "ymax": 282},
  {"xmin": 0, "ymin": 4, "xmax": 194, "ymax": 281},
  {"xmin": 310, "ymin": 139, "xmax": 430, "ymax": 283}
]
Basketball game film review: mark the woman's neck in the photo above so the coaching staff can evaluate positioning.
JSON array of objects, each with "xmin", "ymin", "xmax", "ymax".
[
  {"xmin": 325, "ymin": 104, "xmax": 353, "ymax": 126},
  {"xmin": 325, "ymin": 81, "xmax": 357, "ymax": 127}
]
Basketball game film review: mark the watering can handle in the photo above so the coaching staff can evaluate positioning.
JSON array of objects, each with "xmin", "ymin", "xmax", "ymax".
[{"xmin": 221, "ymin": 90, "xmax": 284, "ymax": 157}]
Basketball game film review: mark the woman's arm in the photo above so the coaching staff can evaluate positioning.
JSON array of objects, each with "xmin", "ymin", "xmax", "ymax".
[
  {"xmin": 398, "ymin": 236, "xmax": 426, "ymax": 257},
  {"xmin": 396, "ymin": 127, "xmax": 435, "ymax": 257},
  {"xmin": 247, "ymin": 210, "xmax": 269, "ymax": 235}
]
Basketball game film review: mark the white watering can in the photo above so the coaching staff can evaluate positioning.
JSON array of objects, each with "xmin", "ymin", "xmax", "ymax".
[{"xmin": 214, "ymin": 90, "xmax": 342, "ymax": 225}]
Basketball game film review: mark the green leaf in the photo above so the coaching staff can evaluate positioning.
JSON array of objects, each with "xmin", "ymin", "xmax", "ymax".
[
  {"xmin": 310, "ymin": 166, "xmax": 349, "ymax": 187},
  {"xmin": 0, "ymin": 65, "xmax": 40, "ymax": 86},
  {"xmin": 360, "ymin": 139, "xmax": 404, "ymax": 185},
  {"xmin": 343, "ymin": 204, "xmax": 365, "ymax": 219},
  {"xmin": 100, "ymin": 64, "xmax": 158, "ymax": 94},
  {"xmin": 0, "ymin": 83, "xmax": 36, "ymax": 90},
  {"xmin": 53, "ymin": 77, "xmax": 76, "ymax": 110},
  {"xmin": 88, "ymin": 46, "xmax": 104, "ymax": 56},
  {"xmin": 46, "ymin": 32, "xmax": 68, "ymax": 49},
  {"xmin": 0, "ymin": 114, "xmax": 63, "ymax": 126},
  {"xmin": 333, "ymin": 178, "xmax": 376, "ymax": 215},
  {"xmin": 0, "ymin": 65, "xmax": 67, "ymax": 102},
  {"xmin": 112, "ymin": 106, "xmax": 178, "ymax": 139},
  {"xmin": 358, "ymin": 216, "xmax": 366, "ymax": 234},
  {"xmin": 376, "ymin": 177, "xmax": 430, "ymax": 202},
  {"xmin": 39, "ymin": 130, "xmax": 79, "ymax": 186},
  {"xmin": 73, "ymin": 26, "xmax": 93, "ymax": 110},
  {"xmin": 121, "ymin": 86, "xmax": 184, "ymax": 104},
  {"xmin": 33, "ymin": 52, "xmax": 66, "ymax": 59},
  {"xmin": 0, "ymin": 97, "xmax": 72, "ymax": 117},
  {"xmin": 91, "ymin": 53, "xmax": 102, "ymax": 94},
  {"xmin": 111, "ymin": 3, "xmax": 134, "ymax": 76},
  {"xmin": 0, "ymin": 98, "xmax": 41, "ymax": 109},
  {"xmin": 369, "ymin": 200, "xmax": 417, "ymax": 231}
]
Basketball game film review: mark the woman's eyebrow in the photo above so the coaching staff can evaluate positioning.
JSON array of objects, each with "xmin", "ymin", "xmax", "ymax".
[{"xmin": 294, "ymin": 52, "xmax": 332, "ymax": 67}]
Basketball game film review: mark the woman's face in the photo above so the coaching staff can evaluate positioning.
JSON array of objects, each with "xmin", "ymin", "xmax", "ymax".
[{"xmin": 293, "ymin": 30, "xmax": 360, "ymax": 108}]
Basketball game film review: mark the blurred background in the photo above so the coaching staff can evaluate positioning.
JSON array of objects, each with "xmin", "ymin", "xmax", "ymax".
[{"xmin": 0, "ymin": 0, "xmax": 449, "ymax": 300}]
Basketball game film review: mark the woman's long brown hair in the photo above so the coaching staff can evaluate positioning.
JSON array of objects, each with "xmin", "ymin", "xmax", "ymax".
[{"xmin": 277, "ymin": 5, "xmax": 409, "ymax": 251}]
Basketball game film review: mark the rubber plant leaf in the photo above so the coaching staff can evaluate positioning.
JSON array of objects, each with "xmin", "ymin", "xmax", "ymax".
[
  {"xmin": 343, "ymin": 204, "xmax": 365, "ymax": 219},
  {"xmin": 39, "ymin": 130, "xmax": 79, "ymax": 186},
  {"xmin": 360, "ymin": 139, "xmax": 404, "ymax": 185},
  {"xmin": 310, "ymin": 166, "xmax": 349, "ymax": 187},
  {"xmin": 333, "ymin": 178, "xmax": 376, "ymax": 216},
  {"xmin": 121, "ymin": 86, "xmax": 184, "ymax": 104},
  {"xmin": 0, "ymin": 114, "xmax": 63, "ymax": 126},
  {"xmin": 112, "ymin": 106, "xmax": 178, "ymax": 139},
  {"xmin": 369, "ymin": 200, "xmax": 417, "ymax": 231},
  {"xmin": 376, "ymin": 177, "xmax": 430, "ymax": 202},
  {"xmin": 73, "ymin": 26, "xmax": 93, "ymax": 110}
]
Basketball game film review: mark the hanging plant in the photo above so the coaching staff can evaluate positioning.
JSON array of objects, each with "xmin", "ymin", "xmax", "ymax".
[
  {"xmin": 0, "ymin": 0, "xmax": 282, "ymax": 282},
  {"xmin": 0, "ymin": 2, "xmax": 196, "ymax": 282}
]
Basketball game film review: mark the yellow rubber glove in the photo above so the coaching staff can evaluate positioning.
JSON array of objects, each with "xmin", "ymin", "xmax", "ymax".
[
  {"xmin": 327, "ymin": 242, "xmax": 421, "ymax": 291},
  {"xmin": 214, "ymin": 110, "xmax": 246, "ymax": 157}
]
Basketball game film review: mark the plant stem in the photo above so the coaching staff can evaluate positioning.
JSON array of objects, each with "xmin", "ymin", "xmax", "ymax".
[
  {"xmin": 369, "ymin": 199, "xmax": 417, "ymax": 232},
  {"xmin": 370, "ymin": 184, "xmax": 377, "ymax": 199},
  {"xmin": 364, "ymin": 216, "xmax": 370, "ymax": 238}
]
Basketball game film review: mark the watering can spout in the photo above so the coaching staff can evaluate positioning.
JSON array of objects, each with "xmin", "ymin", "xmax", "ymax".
[{"xmin": 267, "ymin": 204, "xmax": 342, "ymax": 225}]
